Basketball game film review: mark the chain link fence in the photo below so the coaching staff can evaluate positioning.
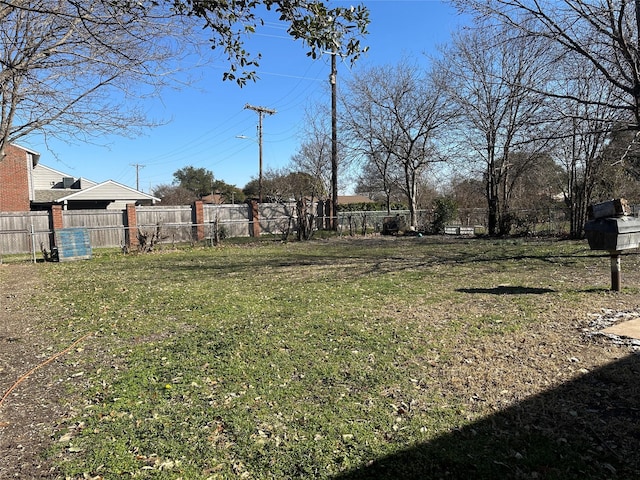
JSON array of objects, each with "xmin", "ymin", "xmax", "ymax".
[{"xmin": 1, "ymin": 204, "xmax": 574, "ymax": 262}]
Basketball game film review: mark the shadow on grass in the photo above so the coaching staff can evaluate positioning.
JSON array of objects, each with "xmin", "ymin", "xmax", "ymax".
[
  {"xmin": 334, "ymin": 352, "xmax": 640, "ymax": 480},
  {"xmin": 457, "ymin": 286, "xmax": 555, "ymax": 295},
  {"xmin": 137, "ymin": 238, "xmax": 600, "ymax": 279}
]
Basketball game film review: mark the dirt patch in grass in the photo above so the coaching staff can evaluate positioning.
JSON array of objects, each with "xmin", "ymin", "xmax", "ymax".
[{"xmin": 0, "ymin": 264, "xmax": 90, "ymax": 479}]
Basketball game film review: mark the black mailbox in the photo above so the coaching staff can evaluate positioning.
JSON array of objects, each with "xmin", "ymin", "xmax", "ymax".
[
  {"xmin": 584, "ymin": 216, "xmax": 640, "ymax": 252},
  {"xmin": 584, "ymin": 199, "xmax": 640, "ymax": 291}
]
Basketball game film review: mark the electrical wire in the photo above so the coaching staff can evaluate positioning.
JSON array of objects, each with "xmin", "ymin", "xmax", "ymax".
[{"xmin": 0, "ymin": 332, "xmax": 94, "ymax": 411}]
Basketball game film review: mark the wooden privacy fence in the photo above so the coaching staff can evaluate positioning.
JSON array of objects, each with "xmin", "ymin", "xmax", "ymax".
[
  {"xmin": 2, "ymin": 201, "xmax": 575, "ymax": 258},
  {"xmin": 63, "ymin": 209, "xmax": 127, "ymax": 248},
  {"xmin": 0, "ymin": 211, "xmax": 50, "ymax": 258},
  {"xmin": 0, "ymin": 201, "xmax": 390, "ymax": 257},
  {"xmin": 0, "ymin": 201, "xmax": 327, "ymax": 257}
]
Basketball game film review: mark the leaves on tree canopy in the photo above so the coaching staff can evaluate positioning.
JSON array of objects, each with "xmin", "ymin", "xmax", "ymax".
[
  {"xmin": 172, "ymin": 165, "xmax": 215, "ymax": 197},
  {"xmin": 168, "ymin": 0, "xmax": 369, "ymax": 84}
]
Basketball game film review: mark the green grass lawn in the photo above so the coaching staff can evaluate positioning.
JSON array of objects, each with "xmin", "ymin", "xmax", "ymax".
[{"xmin": 32, "ymin": 237, "xmax": 640, "ymax": 479}]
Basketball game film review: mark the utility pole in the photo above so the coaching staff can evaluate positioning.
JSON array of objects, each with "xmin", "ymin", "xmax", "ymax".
[
  {"xmin": 130, "ymin": 163, "xmax": 145, "ymax": 191},
  {"xmin": 330, "ymin": 49, "xmax": 338, "ymax": 231},
  {"xmin": 244, "ymin": 103, "xmax": 276, "ymax": 203}
]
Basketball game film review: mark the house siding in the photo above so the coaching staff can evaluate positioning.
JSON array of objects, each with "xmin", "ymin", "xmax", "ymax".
[
  {"xmin": 0, "ymin": 144, "xmax": 30, "ymax": 212},
  {"xmin": 32, "ymin": 164, "xmax": 67, "ymax": 190},
  {"xmin": 3, "ymin": 152, "xmax": 156, "ymax": 211}
]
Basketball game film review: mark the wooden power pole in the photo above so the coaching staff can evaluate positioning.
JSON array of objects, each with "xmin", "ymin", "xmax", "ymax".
[
  {"xmin": 244, "ymin": 104, "xmax": 276, "ymax": 203},
  {"xmin": 130, "ymin": 163, "xmax": 145, "ymax": 191},
  {"xmin": 330, "ymin": 50, "xmax": 338, "ymax": 230}
]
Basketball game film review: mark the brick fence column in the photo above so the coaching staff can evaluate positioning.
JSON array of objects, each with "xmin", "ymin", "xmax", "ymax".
[
  {"xmin": 248, "ymin": 199, "xmax": 260, "ymax": 237},
  {"xmin": 49, "ymin": 204, "xmax": 64, "ymax": 248},
  {"xmin": 192, "ymin": 200, "xmax": 205, "ymax": 242},
  {"xmin": 125, "ymin": 204, "xmax": 139, "ymax": 250}
]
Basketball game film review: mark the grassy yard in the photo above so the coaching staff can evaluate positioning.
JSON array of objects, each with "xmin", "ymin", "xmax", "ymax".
[{"xmin": 27, "ymin": 236, "xmax": 640, "ymax": 479}]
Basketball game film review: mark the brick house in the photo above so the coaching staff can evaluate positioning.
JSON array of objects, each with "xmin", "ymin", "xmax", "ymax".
[
  {"xmin": 0, "ymin": 143, "xmax": 40, "ymax": 212},
  {"xmin": 0, "ymin": 143, "xmax": 159, "ymax": 212}
]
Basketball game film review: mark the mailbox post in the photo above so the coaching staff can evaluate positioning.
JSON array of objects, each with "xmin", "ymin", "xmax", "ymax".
[
  {"xmin": 611, "ymin": 253, "xmax": 621, "ymax": 292},
  {"xmin": 584, "ymin": 199, "xmax": 640, "ymax": 291}
]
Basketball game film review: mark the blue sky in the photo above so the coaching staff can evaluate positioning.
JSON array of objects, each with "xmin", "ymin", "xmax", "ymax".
[{"xmin": 28, "ymin": 1, "xmax": 465, "ymax": 194}]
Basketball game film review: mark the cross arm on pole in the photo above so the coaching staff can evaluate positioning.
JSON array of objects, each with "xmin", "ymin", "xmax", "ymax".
[{"xmin": 243, "ymin": 104, "xmax": 276, "ymax": 203}]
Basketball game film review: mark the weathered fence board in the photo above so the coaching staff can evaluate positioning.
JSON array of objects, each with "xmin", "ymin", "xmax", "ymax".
[
  {"xmin": 204, "ymin": 204, "xmax": 251, "ymax": 238},
  {"xmin": 137, "ymin": 206, "xmax": 193, "ymax": 244},
  {"xmin": 259, "ymin": 203, "xmax": 297, "ymax": 235},
  {"xmin": 0, "ymin": 211, "xmax": 50, "ymax": 255},
  {"xmin": 63, "ymin": 209, "xmax": 125, "ymax": 247}
]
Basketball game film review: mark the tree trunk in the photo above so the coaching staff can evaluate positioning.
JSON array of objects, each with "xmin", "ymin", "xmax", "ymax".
[
  {"xmin": 405, "ymin": 166, "xmax": 418, "ymax": 228},
  {"xmin": 487, "ymin": 157, "xmax": 499, "ymax": 236},
  {"xmin": 498, "ymin": 177, "xmax": 511, "ymax": 236},
  {"xmin": 488, "ymin": 196, "xmax": 499, "ymax": 236}
]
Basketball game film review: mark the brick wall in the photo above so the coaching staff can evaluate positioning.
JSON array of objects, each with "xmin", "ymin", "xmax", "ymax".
[{"xmin": 0, "ymin": 144, "xmax": 31, "ymax": 212}]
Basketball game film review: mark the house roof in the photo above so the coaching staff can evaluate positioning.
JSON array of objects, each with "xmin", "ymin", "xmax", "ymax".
[
  {"xmin": 53, "ymin": 179, "xmax": 160, "ymax": 203},
  {"xmin": 337, "ymin": 195, "xmax": 376, "ymax": 204},
  {"xmin": 34, "ymin": 189, "xmax": 77, "ymax": 203},
  {"xmin": 31, "ymin": 162, "xmax": 159, "ymax": 205}
]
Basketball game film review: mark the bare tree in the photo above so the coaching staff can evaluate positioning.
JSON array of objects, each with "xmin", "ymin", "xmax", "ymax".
[
  {"xmin": 550, "ymin": 60, "xmax": 625, "ymax": 237},
  {"xmin": 450, "ymin": 0, "xmax": 640, "ymax": 129},
  {"xmin": 593, "ymin": 131, "xmax": 640, "ymax": 202},
  {"xmin": 599, "ymin": 128, "xmax": 640, "ymax": 199},
  {"xmin": 0, "ymin": 1, "xmax": 202, "ymax": 156},
  {"xmin": 341, "ymin": 89, "xmax": 403, "ymax": 213},
  {"xmin": 290, "ymin": 111, "xmax": 333, "ymax": 229},
  {"xmin": 291, "ymin": 108, "xmax": 332, "ymax": 200},
  {"xmin": 506, "ymin": 152, "xmax": 564, "ymax": 211},
  {"xmin": 0, "ymin": 1, "xmax": 369, "ymax": 159},
  {"xmin": 448, "ymin": 176, "xmax": 486, "ymax": 212},
  {"xmin": 436, "ymin": 26, "xmax": 553, "ymax": 235},
  {"xmin": 353, "ymin": 153, "xmax": 403, "ymax": 212},
  {"xmin": 261, "ymin": 168, "xmax": 324, "ymax": 240},
  {"xmin": 342, "ymin": 60, "xmax": 454, "ymax": 228},
  {"xmin": 449, "ymin": 0, "xmax": 640, "ymax": 236}
]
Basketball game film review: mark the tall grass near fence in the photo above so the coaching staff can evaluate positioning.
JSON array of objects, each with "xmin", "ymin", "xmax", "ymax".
[{"xmin": 24, "ymin": 237, "xmax": 640, "ymax": 478}]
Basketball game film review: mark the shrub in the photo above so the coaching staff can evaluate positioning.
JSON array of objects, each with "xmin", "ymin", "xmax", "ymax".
[{"xmin": 432, "ymin": 197, "xmax": 458, "ymax": 234}]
